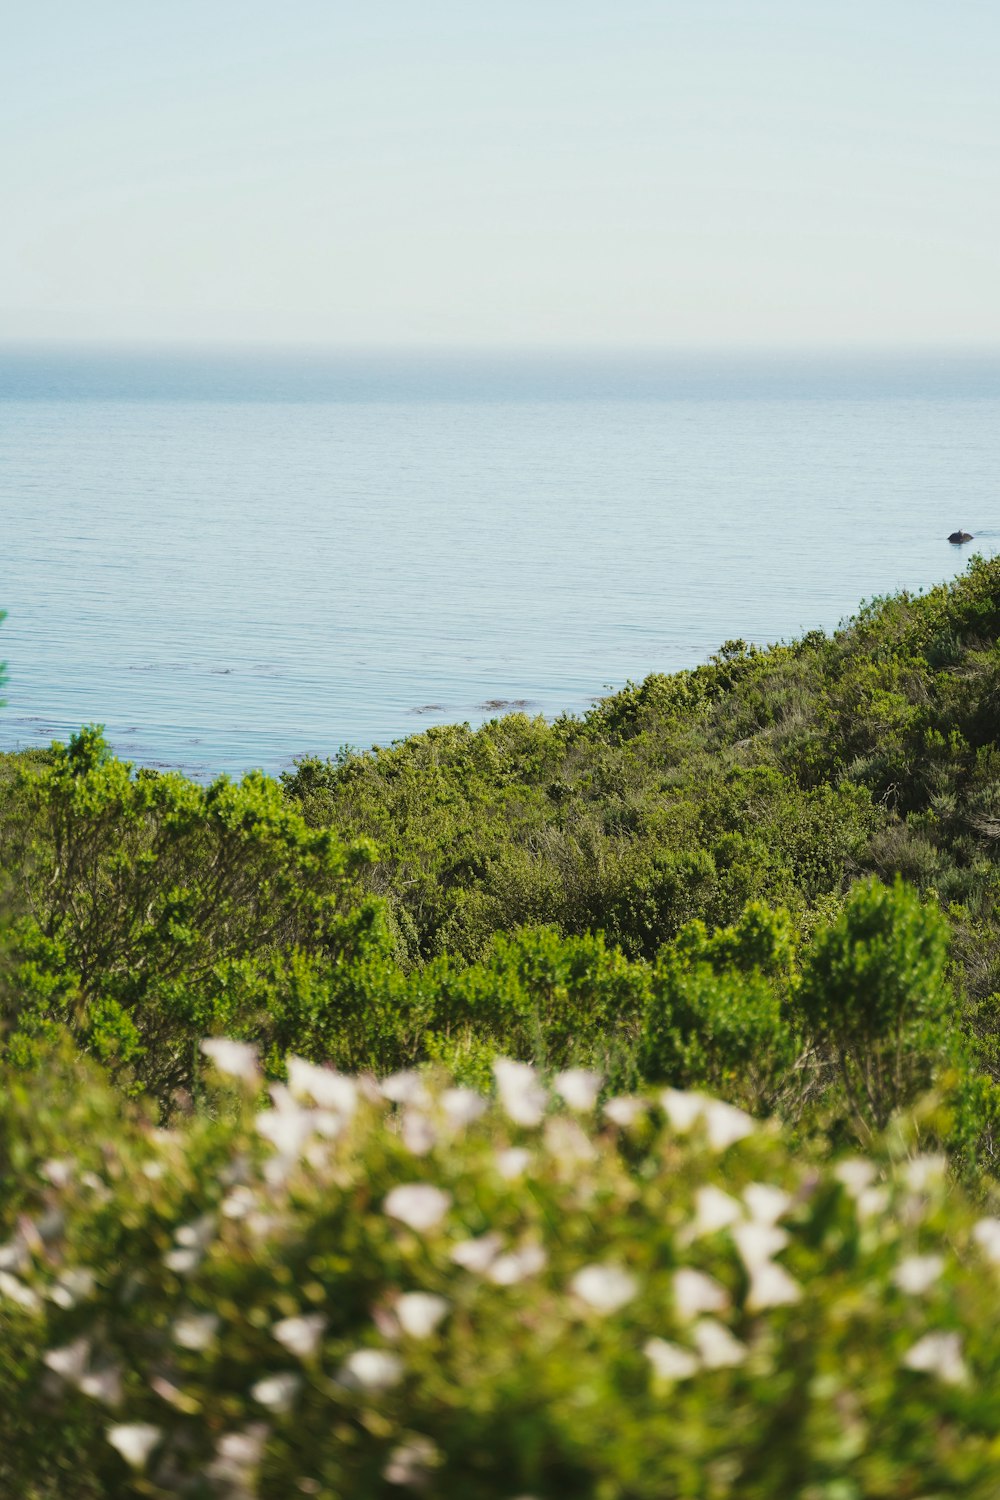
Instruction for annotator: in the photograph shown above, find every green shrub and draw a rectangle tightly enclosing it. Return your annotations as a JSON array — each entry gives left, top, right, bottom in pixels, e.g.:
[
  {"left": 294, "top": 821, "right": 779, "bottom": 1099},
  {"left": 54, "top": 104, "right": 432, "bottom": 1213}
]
[
  {"left": 798, "top": 877, "right": 955, "bottom": 1135},
  {"left": 0, "top": 729, "right": 383, "bottom": 1105},
  {"left": 641, "top": 906, "right": 799, "bottom": 1111}
]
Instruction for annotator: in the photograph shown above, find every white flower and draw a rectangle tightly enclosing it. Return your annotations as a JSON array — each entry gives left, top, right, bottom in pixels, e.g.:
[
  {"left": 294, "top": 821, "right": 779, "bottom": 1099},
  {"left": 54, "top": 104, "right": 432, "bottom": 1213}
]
[
  {"left": 0, "top": 1240, "right": 27, "bottom": 1272},
  {"left": 904, "top": 1155, "right": 947, "bottom": 1192},
  {"left": 217, "top": 1428, "right": 267, "bottom": 1467},
  {"left": 972, "top": 1217, "right": 1000, "bottom": 1264},
  {"left": 175, "top": 1215, "right": 215, "bottom": 1250},
  {"left": 384, "top": 1184, "right": 451, "bottom": 1233},
  {"left": 80, "top": 1366, "right": 123, "bottom": 1407},
  {"left": 834, "top": 1158, "right": 876, "bottom": 1195},
  {"left": 246, "top": 1208, "right": 280, "bottom": 1239},
  {"left": 286, "top": 1057, "right": 358, "bottom": 1115},
  {"left": 42, "top": 1158, "right": 74, "bottom": 1189},
  {"left": 496, "top": 1147, "right": 532, "bottom": 1180},
  {"left": 209, "top": 1426, "right": 268, "bottom": 1487},
  {"left": 441, "top": 1088, "right": 487, "bottom": 1128},
  {"left": 222, "top": 1186, "right": 258, "bottom": 1220},
  {"left": 255, "top": 1106, "right": 313, "bottom": 1160},
  {"left": 273, "top": 1313, "right": 326, "bottom": 1359},
  {"left": 251, "top": 1371, "right": 301, "bottom": 1411},
  {"left": 731, "top": 1221, "right": 789, "bottom": 1273},
  {"left": 893, "top": 1254, "right": 944, "bottom": 1296},
  {"left": 80, "top": 1170, "right": 111, "bottom": 1200},
  {"left": 312, "top": 1109, "right": 348, "bottom": 1141},
  {"left": 661, "top": 1088, "right": 706, "bottom": 1131},
  {"left": 603, "top": 1095, "right": 646, "bottom": 1127},
  {"left": 493, "top": 1059, "right": 547, "bottom": 1127},
  {"left": 644, "top": 1337, "right": 699, "bottom": 1381},
  {"left": 487, "top": 1244, "right": 547, "bottom": 1286},
  {"left": 383, "top": 1435, "right": 440, "bottom": 1486},
  {"left": 396, "top": 1292, "right": 449, "bottom": 1339},
  {"left": 743, "top": 1184, "right": 791, "bottom": 1225},
  {"left": 268, "top": 1082, "right": 295, "bottom": 1111},
  {"left": 401, "top": 1110, "right": 437, "bottom": 1156},
  {"left": 544, "top": 1117, "right": 596, "bottom": 1165},
  {"left": 690, "top": 1186, "right": 743, "bottom": 1237},
  {"left": 856, "top": 1186, "right": 890, "bottom": 1221},
  {"left": 553, "top": 1068, "right": 602, "bottom": 1112},
  {"left": 691, "top": 1318, "right": 747, "bottom": 1369},
  {"left": 0, "top": 1272, "right": 40, "bottom": 1312},
  {"left": 570, "top": 1264, "right": 638, "bottom": 1314},
  {"left": 36, "top": 1208, "right": 65, "bottom": 1243},
  {"left": 702, "top": 1099, "right": 755, "bottom": 1151},
  {"left": 382, "top": 1071, "right": 430, "bottom": 1107},
  {"left": 450, "top": 1233, "right": 502, "bottom": 1274},
  {"left": 44, "top": 1337, "right": 91, "bottom": 1385},
  {"left": 49, "top": 1268, "right": 96, "bottom": 1310},
  {"left": 200, "top": 1038, "right": 261, "bottom": 1085},
  {"left": 62, "top": 1267, "right": 96, "bottom": 1299},
  {"left": 661, "top": 1088, "right": 755, "bottom": 1147},
  {"left": 106, "top": 1424, "right": 162, "bottom": 1469},
  {"left": 163, "top": 1248, "right": 202, "bottom": 1275},
  {"left": 903, "top": 1330, "right": 967, "bottom": 1385},
  {"left": 173, "top": 1313, "right": 220, "bottom": 1351},
  {"left": 525, "top": 1243, "right": 553, "bottom": 1279},
  {"left": 673, "top": 1268, "right": 729, "bottom": 1320},
  {"left": 339, "top": 1348, "right": 404, "bottom": 1393},
  {"left": 746, "top": 1261, "right": 802, "bottom": 1311}
]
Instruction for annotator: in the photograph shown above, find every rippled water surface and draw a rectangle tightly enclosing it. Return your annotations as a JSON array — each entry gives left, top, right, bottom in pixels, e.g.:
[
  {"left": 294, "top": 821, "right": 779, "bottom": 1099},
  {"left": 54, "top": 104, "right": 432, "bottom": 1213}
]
[{"left": 1, "top": 350, "right": 998, "bottom": 779}]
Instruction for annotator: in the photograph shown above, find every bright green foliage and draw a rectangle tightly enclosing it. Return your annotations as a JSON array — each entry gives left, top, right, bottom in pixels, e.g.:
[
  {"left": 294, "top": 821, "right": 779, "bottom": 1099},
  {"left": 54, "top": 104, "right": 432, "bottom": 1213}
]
[
  {"left": 257, "top": 926, "right": 653, "bottom": 1084},
  {"left": 0, "top": 728, "right": 384, "bottom": 1103},
  {"left": 798, "top": 877, "right": 954, "bottom": 1133},
  {"left": 426, "top": 925, "right": 652, "bottom": 1079},
  {"left": 642, "top": 905, "right": 799, "bottom": 1112},
  {"left": 4, "top": 1051, "right": 1000, "bottom": 1498}
]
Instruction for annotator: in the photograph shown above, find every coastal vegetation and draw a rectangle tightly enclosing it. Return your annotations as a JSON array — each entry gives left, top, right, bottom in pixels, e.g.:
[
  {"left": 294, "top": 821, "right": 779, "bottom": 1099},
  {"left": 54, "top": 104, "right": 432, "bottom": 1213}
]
[{"left": 2, "top": 556, "right": 1000, "bottom": 1495}]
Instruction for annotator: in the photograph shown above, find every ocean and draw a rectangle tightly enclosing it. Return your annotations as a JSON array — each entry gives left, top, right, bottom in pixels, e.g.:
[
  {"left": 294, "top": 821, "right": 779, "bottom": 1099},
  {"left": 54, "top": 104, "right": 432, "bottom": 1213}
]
[{"left": 1, "top": 348, "right": 998, "bottom": 780}]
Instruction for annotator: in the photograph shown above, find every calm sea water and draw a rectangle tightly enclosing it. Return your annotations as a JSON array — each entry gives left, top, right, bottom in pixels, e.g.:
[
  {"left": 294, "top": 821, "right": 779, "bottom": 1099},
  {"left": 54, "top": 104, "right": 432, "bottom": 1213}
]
[{"left": 1, "top": 349, "right": 998, "bottom": 780}]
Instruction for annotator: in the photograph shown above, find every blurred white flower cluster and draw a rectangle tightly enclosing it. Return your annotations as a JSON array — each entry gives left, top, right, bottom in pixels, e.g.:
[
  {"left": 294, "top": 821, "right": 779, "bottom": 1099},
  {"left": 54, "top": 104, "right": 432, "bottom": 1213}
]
[{"left": 3, "top": 1047, "right": 996, "bottom": 1497}]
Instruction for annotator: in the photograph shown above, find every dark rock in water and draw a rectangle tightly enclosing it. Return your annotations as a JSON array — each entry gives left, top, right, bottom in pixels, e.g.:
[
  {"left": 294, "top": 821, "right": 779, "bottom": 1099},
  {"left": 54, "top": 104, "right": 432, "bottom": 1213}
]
[{"left": 948, "top": 530, "right": 974, "bottom": 544}]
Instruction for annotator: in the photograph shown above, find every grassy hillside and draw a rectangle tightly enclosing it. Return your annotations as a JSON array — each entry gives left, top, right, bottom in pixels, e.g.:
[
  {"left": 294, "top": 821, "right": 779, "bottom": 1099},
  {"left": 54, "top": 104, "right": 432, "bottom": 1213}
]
[{"left": 284, "top": 555, "right": 1000, "bottom": 992}]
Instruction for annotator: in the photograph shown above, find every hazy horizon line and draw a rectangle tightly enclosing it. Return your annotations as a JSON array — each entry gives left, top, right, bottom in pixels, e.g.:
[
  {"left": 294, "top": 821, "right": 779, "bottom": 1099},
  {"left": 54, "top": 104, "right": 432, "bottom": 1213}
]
[{"left": 3, "top": 339, "right": 1000, "bottom": 360}]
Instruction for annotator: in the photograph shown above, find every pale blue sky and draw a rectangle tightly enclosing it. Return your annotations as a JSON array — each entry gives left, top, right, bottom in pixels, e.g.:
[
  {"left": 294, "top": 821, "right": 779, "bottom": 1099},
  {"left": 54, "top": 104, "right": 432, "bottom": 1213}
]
[{"left": 2, "top": 1, "right": 997, "bottom": 347}]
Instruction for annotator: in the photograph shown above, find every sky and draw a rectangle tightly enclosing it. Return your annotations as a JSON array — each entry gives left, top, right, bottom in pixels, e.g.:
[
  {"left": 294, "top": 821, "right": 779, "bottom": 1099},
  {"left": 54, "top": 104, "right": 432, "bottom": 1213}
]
[{"left": 2, "top": 0, "right": 998, "bottom": 349}]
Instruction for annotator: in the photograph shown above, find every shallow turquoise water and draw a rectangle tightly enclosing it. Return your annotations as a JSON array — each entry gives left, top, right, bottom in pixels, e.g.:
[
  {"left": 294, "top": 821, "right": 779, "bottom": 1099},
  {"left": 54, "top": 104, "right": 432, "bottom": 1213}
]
[{"left": 1, "top": 350, "right": 998, "bottom": 779}]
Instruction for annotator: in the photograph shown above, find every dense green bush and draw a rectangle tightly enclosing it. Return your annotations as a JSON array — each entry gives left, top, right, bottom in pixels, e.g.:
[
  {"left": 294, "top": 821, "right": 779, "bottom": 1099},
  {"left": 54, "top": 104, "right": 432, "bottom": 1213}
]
[
  {"left": 0, "top": 728, "right": 385, "bottom": 1104},
  {"left": 798, "top": 877, "right": 955, "bottom": 1135},
  {"left": 4, "top": 1049, "right": 1000, "bottom": 1498},
  {"left": 640, "top": 904, "right": 799, "bottom": 1112}
]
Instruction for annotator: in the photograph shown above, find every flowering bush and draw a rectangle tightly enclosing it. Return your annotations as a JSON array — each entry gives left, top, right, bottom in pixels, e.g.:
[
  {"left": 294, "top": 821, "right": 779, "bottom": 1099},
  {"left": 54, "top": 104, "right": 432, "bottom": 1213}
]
[{"left": 3, "top": 1047, "right": 1000, "bottom": 1498}]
